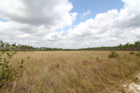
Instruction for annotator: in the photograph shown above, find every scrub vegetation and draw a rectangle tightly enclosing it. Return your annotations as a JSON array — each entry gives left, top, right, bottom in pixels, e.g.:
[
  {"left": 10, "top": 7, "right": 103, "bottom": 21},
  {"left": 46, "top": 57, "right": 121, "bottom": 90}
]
[{"left": 0, "top": 40, "right": 140, "bottom": 51}]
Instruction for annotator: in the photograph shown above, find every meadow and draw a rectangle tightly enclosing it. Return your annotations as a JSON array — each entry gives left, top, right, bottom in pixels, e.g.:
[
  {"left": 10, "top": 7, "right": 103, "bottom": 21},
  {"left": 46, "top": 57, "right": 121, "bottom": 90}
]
[{"left": 0, "top": 51, "right": 140, "bottom": 93}]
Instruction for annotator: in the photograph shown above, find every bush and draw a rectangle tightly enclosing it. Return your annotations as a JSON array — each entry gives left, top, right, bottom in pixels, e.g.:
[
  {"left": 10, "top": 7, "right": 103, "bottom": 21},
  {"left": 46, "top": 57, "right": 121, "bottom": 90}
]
[
  {"left": 0, "top": 51, "right": 24, "bottom": 88},
  {"left": 136, "top": 53, "right": 140, "bottom": 57},
  {"left": 135, "top": 51, "right": 140, "bottom": 56},
  {"left": 130, "top": 51, "right": 134, "bottom": 54},
  {"left": 109, "top": 51, "right": 119, "bottom": 58}
]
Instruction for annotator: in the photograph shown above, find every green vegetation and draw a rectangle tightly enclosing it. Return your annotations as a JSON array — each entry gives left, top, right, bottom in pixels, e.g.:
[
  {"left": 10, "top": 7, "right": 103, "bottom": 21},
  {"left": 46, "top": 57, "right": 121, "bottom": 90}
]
[
  {"left": 80, "top": 41, "right": 140, "bottom": 51},
  {"left": 136, "top": 53, "right": 140, "bottom": 56},
  {"left": 135, "top": 51, "right": 140, "bottom": 56},
  {"left": 131, "top": 77, "right": 140, "bottom": 83},
  {"left": 109, "top": 51, "right": 119, "bottom": 58},
  {"left": 27, "top": 56, "right": 31, "bottom": 59},
  {"left": 0, "top": 51, "right": 24, "bottom": 88},
  {"left": 57, "top": 64, "right": 59, "bottom": 68},
  {"left": 130, "top": 51, "right": 134, "bottom": 54},
  {"left": 0, "top": 40, "right": 140, "bottom": 51}
]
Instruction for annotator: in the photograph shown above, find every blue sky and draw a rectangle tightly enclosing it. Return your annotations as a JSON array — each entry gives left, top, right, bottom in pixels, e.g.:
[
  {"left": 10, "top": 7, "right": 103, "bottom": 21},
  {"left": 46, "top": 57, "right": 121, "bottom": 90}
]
[
  {"left": 0, "top": 0, "right": 140, "bottom": 48},
  {"left": 58, "top": 0, "right": 124, "bottom": 32},
  {"left": 69, "top": 0, "right": 124, "bottom": 25},
  {"left": 0, "top": 18, "right": 8, "bottom": 22}
]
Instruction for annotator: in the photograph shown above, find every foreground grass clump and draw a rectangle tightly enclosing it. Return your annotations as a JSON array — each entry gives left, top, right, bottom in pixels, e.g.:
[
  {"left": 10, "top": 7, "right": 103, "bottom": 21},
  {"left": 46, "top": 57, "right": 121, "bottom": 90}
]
[
  {"left": 0, "top": 51, "right": 140, "bottom": 93},
  {"left": 109, "top": 51, "right": 119, "bottom": 58}
]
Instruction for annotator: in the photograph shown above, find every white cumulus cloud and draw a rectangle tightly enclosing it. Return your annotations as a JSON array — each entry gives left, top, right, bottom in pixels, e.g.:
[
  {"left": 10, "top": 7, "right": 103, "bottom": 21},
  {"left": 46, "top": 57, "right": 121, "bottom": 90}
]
[
  {"left": 0, "top": 0, "right": 140, "bottom": 48},
  {"left": 0, "top": 0, "right": 77, "bottom": 28}
]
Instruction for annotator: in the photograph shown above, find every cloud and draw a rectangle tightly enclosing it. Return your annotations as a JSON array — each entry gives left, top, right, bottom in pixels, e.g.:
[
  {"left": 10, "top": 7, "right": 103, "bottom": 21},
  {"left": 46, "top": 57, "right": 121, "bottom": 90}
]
[
  {"left": 0, "top": 0, "right": 77, "bottom": 28},
  {"left": 114, "top": 0, "right": 140, "bottom": 28},
  {"left": 83, "top": 10, "right": 91, "bottom": 16},
  {"left": 0, "top": 0, "right": 140, "bottom": 48},
  {"left": 41, "top": 0, "right": 140, "bottom": 48}
]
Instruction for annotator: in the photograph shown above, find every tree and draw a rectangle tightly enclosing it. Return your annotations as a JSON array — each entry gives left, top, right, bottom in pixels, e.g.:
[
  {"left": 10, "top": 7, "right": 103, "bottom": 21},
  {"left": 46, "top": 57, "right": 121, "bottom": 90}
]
[
  {"left": 0, "top": 40, "right": 5, "bottom": 50},
  {"left": 134, "top": 41, "right": 140, "bottom": 50},
  {"left": 5, "top": 42, "right": 10, "bottom": 51},
  {"left": 11, "top": 43, "right": 16, "bottom": 50}
]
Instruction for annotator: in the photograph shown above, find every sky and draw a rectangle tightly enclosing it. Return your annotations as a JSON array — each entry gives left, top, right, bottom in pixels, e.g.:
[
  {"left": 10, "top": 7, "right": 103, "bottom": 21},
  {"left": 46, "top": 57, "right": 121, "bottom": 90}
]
[{"left": 0, "top": 0, "right": 140, "bottom": 49}]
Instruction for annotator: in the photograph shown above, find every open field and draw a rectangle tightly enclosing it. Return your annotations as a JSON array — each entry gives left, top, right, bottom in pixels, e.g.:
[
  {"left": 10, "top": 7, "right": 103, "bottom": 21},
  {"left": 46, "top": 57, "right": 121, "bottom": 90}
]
[{"left": 1, "top": 51, "right": 140, "bottom": 93}]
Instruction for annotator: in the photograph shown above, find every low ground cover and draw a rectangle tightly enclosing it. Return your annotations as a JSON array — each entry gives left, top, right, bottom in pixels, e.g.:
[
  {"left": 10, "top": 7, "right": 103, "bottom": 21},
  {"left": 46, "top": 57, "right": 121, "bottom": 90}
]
[{"left": 0, "top": 51, "right": 140, "bottom": 93}]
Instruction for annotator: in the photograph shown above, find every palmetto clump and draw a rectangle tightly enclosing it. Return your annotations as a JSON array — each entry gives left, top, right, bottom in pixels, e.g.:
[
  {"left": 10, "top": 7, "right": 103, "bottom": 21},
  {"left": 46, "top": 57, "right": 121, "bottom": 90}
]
[{"left": 109, "top": 51, "right": 119, "bottom": 58}]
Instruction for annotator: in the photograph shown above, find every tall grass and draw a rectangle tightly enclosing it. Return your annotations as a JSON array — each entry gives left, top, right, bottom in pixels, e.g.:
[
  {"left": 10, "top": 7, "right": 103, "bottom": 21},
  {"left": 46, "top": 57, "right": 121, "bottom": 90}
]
[{"left": 0, "top": 51, "right": 140, "bottom": 93}]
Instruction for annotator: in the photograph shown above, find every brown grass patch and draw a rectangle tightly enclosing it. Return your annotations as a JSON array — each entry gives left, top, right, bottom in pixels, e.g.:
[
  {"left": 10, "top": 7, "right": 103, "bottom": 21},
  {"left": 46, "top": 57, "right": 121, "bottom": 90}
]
[{"left": 0, "top": 51, "right": 140, "bottom": 93}]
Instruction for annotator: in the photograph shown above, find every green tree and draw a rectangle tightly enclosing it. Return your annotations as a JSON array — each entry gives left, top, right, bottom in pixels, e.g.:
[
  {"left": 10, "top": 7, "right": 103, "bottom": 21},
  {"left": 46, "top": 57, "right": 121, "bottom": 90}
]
[{"left": 0, "top": 40, "right": 4, "bottom": 50}]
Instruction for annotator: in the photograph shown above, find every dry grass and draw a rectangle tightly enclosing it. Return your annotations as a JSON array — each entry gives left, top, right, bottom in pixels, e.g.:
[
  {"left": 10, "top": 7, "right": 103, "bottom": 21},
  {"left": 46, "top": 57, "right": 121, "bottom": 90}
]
[{"left": 0, "top": 51, "right": 140, "bottom": 93}]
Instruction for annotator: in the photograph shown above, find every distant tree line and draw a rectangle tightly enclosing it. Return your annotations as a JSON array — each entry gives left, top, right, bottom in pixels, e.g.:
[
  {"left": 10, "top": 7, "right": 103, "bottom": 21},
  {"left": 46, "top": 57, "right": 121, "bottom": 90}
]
[
  {"left": 79, "top": 41, "right": 140, "bottom": 51},
  {"left": 0, "top": 40, "right": 66, "bottom": 51},
  {"left": 0, "top": 40, "right": 140, "bottom": 51}
]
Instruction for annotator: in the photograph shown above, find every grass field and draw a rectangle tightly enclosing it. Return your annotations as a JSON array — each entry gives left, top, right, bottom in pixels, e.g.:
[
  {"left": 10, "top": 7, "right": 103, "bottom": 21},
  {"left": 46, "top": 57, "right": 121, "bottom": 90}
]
[{"left": 1, "top": 51, "right": 140, "bottom": 93}]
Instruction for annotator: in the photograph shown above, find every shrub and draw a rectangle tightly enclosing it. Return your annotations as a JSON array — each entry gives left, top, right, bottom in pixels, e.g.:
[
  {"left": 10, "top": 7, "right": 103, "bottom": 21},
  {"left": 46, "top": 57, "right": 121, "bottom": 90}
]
[
  {"left": 27, "top": 56, "right": 31, "bottom": 59},
  {"left": 0, "top": 51, "right": 24, "bottom": 88},
  {"left": 124, "top": 55, "right": 127, "bottom": 58},
  {"left": 136, "top": 53, "right": 140, "bottom": 57},
  {"left": 109, "top": 51, "right": 119, "bottom": 58},
  {"left": 57, "top": 64, "right": 59, "bottom": 68},
  {"left": 130, "top": 51, "right": 134, "bottom": 54}
]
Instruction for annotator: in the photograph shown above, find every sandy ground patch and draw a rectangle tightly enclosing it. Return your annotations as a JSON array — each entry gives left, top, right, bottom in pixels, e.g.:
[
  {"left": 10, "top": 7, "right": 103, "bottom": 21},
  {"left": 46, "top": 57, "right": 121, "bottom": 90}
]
[{"left": 124, "top": 74, "right": 140, "bottom": 93}]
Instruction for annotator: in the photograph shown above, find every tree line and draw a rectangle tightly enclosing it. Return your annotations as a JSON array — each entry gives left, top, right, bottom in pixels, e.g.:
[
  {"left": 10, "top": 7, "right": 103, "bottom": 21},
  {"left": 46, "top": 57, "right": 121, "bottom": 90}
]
[
  {"left": 0, "top": 40, "right": 64, "bottom": 51},
  {"left": 0, "top": 40, "right": 140, "bottom": 51},
  {"left": 79, "top": 41, "right": 140, "bottom": 51}
]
